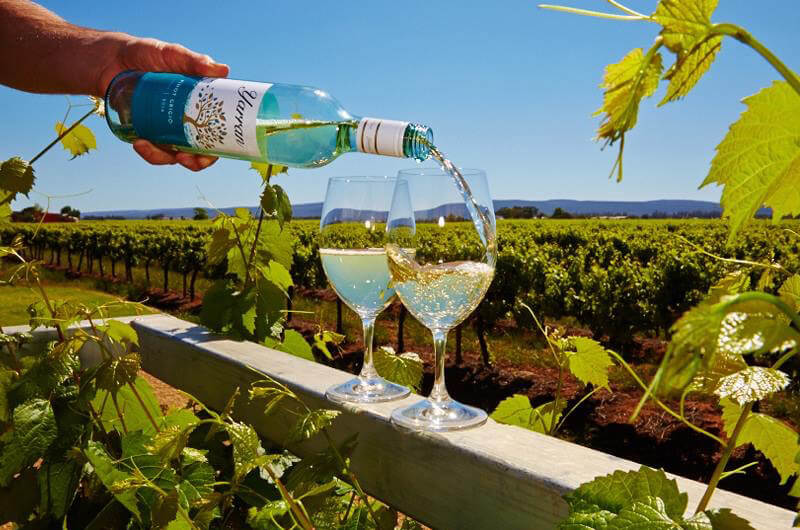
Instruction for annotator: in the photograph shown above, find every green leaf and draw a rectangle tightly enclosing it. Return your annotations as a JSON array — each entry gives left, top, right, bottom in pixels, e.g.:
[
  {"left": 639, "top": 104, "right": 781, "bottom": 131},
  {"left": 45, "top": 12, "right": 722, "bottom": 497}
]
[
  {"left": 286, "top": 435, "right": 357, "bottom": 494},
  {"left": 0, "top": 369, "right": 15, "bottom": 422},
  {"left": 778, "top": 274, "right": 800, "bottom": 312},
  {"left": 374, "top": 346, "right": 423, "bottom": 392},
  {"left": 55, "top": 121, "right": 97, "bottom": 158},
  {"left": 258, "top": 260, "right": 293, "bottom": 294},
  {"left": 277, "top": 329, "right": 314, "bottom": 361},
  {"left": 274, "top": 184, "right": 292, "bottom": 229},
  {"left": 564, "top": 466, "right": 688, "bottom": 522},
  {"left": 247, "top": 501, "right": 290, "bottom": 529},
  {"left": 0, "top": 157, "right": 35, "bottom": 201},
  {"left": 226, "top": 421, "right": 264, "bottom": 482},
  {"left": 258, "top": 219, "right": 295, "bottom": 270},
  {"left": 0, "top": 398, "right": 57, "bottom": 486},
  {"left": 287, "top": 409, "right": 340, "bottom": 444},
  {"left": 721, "top": 399, "right": 800, "bottom": 483},
  {"left": 702, "top": 81, "right": 800, "bottom": 240},
  {"left": 95, "top": 352, "right": 141, "bottom": 393},
  {"left": 568, "top": 337, "right": 614, "bottom": 389},
  {"left": 491, "top": 395, "right": 566, "bottom": 434},
  {"left": 38, "top": 459, "right": 82, "bottom": 519},
  {"left": 714, "top": 366, "right": 790, "bottom": 405},
  {"left": 312, "top": 330, "right": 345, "bottom": 361},
  {"left": 653, "top": 0, "right": 718, "bottom": 53},
  {"left": 104, "top": 320, "right": 140, "bottom": 346},
  {"left": 250, "top": 162, "right": 288, "bottom": 182},
  {"left": 92, "top": 375, "right": 162, "bottom": 434},
  {"left": 653, "top": 0, "right": 721, "bottom": 105},
  {"left": 84, "top": 440, "right": 141, "bottom": 520},
  {"left": 199, "top": 280, "right": 237, "bottom": 332},
  {"left": 703, "top": 508, "right": 756, "bottom": 529},
  {"left": 260, "top": 185, "right": 277, "bottom": 214},
  {"left": 594, "top": 47, "right": 663, "bottom": 180},
  {"left": 606, "top": 496, "right": 693, "bottom": 528}
]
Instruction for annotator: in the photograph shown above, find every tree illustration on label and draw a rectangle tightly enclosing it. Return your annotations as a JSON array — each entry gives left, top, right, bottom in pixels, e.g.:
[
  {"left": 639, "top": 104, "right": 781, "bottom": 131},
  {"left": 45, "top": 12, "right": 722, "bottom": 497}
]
[{"left": 183, "top": 86, "right": 227, "bottom": 150}]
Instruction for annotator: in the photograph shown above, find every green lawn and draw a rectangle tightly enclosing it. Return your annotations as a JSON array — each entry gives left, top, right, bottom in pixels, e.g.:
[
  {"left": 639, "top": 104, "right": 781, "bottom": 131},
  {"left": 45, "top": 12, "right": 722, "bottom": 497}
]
[{"left": 0, "top": 284, "right": 156, "bottom": 327}]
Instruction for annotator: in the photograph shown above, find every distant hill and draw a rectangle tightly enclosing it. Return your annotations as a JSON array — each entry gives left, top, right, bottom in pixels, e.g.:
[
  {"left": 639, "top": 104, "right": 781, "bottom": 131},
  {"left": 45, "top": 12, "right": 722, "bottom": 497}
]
[{"left": 84, "top": 199, "right": 767, "bottom": 220}]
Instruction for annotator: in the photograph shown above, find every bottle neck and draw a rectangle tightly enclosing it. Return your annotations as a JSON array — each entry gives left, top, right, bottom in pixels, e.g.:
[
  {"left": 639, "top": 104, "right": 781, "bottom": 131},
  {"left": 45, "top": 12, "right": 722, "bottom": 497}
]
[{"left": 347, "top": 118, "right": 433, "bottom": 161}]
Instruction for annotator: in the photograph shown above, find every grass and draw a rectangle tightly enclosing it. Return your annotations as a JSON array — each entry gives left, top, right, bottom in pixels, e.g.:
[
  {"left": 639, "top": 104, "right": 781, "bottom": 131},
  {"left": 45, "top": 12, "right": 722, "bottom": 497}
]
[{"left": 0, "top": 284, "right": 156, "bottom": 327}]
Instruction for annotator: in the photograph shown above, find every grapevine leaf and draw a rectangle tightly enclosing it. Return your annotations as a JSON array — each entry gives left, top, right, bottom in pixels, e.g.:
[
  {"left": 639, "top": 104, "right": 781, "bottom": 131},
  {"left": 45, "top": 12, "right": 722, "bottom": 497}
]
[
  {"left": 653, "top": 0, "right": 721, "bottom": 105},
  {"left": 95, "top": 352, "right": 141, "bottom": 393},
  {"left": 226, "top": 421, "right": 264, "bottom": 482},
  {"left": 92, "top": 375, "right": 162, "bottom": 434},
  {"left": 653, "top": 0, "right": 718, "bottom": 53},
  {"left": 714, "top": 366, "right": 790, "bottom": 405},
  {"left": 255, "top": 277, "right": 286, "bottom": 342},
  {"left": 103, "top": 319, "right": 140, "bottom": 346},
  {"left": 778, "top": 274, "right": 800, "bottom": 311},
  {"left": 607, "top": 496, "right": 688, "bottom": 528},
  {"left": 374, "top": 346, "right": 423, "bottom": 392},
  {"left": 287, "top": 409, "right": 340, "bottom": 444},
  {"left": 564, "top": 466, "right": 688, "bottom": 521},
  {"left": 258, "top": 260, "right": 293, "bottom": 294},
  {"left": 0, "top": 399, "right": 58, "bottom": 486},
  {"left": 0, "top": 200, "right": 10, "bottom": 222},
  {"left": 206, "top": 225, "right": 234, "bottom": 265},
  {"left": 559, "top": 509, "right": 617, "bottom": 529},
  {"left": 660, "top": 36, "right": 722, "bottom": 105},
  {"left": 258, "top": 219, "right": 295, "bottom": 270},
  {"left": 55, "top": 121, "right": 97, "bottom": 158},
  {"left": 274, "top": 184, "right": 292, "bottom": 229},
  {"left": 0, "top": 369, "right": 16, "bottom": 421},
  {"left": 247, "top": 501, "right": 290, "bottom": 529},
  {"left": 594, "top": 47, "right": 663, "bottom": 180},
  {"left": 491, "top": 395, "right": 565, "bottom": 434},
  {"left": 702, "top": 81, "right": 800, "bottom": 240},
  {"left": 689, "top": 350, "right": 747, "bottom": 394},
  {"left": 0, "top": 157, "right": 35, "bottom": 199},
  {"left": 152, "top": 423, "right": 198, "bottom": 462},
  {"left": 258, "top": 450, "right": 299, "bottom": 484},
  {"left": 567, "top": 337, "right": 614, "bottom": 389},
  {"left": 721, "top": 399, "right": 800, "bottom": 483},
  {"left": 313, "top": 330, "right": 345, "bottom": 360},
  {"left": 703, "top": 508, "right": 757, "bottom": 529},
  {"left": 199, "top": 280, "right": 237, "bottom": 332},
  {"left": 277, "top": 329, "right": 314, "bottom": 361},
  {"left": 259, "top": 184, "right": 277, "bottom": 214},
  {"left": 38, "top": 459, "right": 82, "bottom": 519},
  {"left": 84, "top": 440, "right": 141, "bottom": 520},
  {"left": 178, "top": 461, "right": 215, "bottom": 502},
  {"left": 250, "top": 162, "right": 288, "bottom": 183},
  {"left": 286, "top": 434, "right": 358, "bottom": 494}
]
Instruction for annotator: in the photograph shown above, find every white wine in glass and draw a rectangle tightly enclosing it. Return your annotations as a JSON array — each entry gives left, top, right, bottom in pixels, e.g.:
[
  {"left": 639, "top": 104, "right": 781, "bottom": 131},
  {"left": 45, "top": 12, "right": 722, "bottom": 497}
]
[
  {"left": 387, "top": 168, "right": 496, "bottom": 431},
  {"left": 320, "top": 176, "right": 411, "bottom": 403}
]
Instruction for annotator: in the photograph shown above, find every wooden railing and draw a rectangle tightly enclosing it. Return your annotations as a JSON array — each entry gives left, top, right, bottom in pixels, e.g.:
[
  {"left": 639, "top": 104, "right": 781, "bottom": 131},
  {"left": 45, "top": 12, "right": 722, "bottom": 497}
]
[{"left": 7, "top": 313, "right": 796, "bottom": 529}]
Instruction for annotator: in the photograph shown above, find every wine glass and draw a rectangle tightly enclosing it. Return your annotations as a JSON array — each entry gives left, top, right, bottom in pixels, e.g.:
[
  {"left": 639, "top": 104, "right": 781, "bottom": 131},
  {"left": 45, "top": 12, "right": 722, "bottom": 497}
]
[
  {"left": 387, "top": 167, "right": 496, "bottom": 431},
  {"left": 320, "top": 176, "right": 411, "bottom": 403}
]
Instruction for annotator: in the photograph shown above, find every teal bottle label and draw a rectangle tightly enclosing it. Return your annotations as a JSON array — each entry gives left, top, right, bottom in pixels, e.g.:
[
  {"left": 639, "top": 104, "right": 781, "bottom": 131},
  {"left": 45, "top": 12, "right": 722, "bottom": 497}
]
[{"left": 132, "top": 73, "right": 272, "bottom": 157}]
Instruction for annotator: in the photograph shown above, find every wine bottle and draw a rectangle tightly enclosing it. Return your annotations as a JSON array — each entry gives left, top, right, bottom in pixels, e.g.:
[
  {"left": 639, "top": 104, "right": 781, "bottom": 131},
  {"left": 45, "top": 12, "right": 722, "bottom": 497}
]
[{"left": 104, "top": 71, "right": 433, "bottom": 168}]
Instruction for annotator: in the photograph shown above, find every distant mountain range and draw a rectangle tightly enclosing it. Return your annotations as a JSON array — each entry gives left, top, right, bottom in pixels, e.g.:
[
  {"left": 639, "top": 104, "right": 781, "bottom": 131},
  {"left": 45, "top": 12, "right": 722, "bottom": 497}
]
[{"left": 84, "top": 199, "right": 765, "bottom": 220}]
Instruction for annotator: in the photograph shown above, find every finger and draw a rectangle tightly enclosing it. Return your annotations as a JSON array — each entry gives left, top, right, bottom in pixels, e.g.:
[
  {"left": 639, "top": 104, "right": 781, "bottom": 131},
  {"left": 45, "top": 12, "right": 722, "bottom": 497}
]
[
  {"left": 130, "top": 38, "right": 228, "bottom": 77},
  {"left": 133, "top": 140, "right": 178, "bottom": 165},
  {"left": 175, "top": 152, "right": 218, "bottom": 172}
]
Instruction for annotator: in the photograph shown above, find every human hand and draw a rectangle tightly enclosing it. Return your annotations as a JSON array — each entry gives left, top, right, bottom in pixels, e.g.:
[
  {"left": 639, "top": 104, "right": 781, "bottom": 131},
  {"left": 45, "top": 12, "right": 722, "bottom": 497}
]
[{"left": 97, "top": 34, "right": 230, "bottom": 171}]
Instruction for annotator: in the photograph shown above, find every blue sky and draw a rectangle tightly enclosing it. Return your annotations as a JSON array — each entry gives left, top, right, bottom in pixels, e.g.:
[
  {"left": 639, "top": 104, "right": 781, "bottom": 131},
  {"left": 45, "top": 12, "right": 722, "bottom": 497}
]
[{"left": 3, "top": 1, "right": 799, "bottom": 213}]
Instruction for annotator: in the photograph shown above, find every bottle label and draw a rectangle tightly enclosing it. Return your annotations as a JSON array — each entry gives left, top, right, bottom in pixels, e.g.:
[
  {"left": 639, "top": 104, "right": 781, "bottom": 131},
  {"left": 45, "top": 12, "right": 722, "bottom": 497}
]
[
  {"left": 356, "top": 118, "right": 409, "bottom": 158},
  {"left": 131, "top": 73, "right": 271, "bottom": 157}
]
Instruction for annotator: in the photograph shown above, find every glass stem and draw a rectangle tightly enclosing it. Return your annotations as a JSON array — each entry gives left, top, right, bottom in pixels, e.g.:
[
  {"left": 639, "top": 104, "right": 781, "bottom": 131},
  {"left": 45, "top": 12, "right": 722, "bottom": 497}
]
[
  {"left": 430, "top": 328, "right": 451, "bottom": 404},
  {"left": 359, "top": 316, "right": 378, "bottom": 381}
]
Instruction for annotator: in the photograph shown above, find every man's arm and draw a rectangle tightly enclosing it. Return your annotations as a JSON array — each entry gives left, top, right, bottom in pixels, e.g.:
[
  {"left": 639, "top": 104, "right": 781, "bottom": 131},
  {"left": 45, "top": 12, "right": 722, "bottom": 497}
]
[{"left": 0, "top": 0, "right": 230, "bottom": 171}]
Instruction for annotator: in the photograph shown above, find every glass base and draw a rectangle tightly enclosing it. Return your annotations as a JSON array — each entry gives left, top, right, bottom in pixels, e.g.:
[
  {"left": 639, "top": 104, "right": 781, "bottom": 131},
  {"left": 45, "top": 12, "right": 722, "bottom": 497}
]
[
  {"left": 390, "top": 398, "right": 488, "bottom": 432},
  {"left": 326, "top": 376, "right": 410, "bottom": 404}
]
